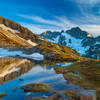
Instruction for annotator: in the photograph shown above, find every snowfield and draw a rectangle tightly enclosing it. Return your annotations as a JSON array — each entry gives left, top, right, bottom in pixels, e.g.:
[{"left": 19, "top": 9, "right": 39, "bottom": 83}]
[
  {"left": 0, "top": 24, "right": 20, "bottom": 33},
  {"left": 0, "top": 48, "right": 44, "bottom": 61},
  {"left": 27, "top": 40, "right": 37, "bottom": 46},
  {"left": 46, "top": 32, "right": 89, "bottom": 55}
]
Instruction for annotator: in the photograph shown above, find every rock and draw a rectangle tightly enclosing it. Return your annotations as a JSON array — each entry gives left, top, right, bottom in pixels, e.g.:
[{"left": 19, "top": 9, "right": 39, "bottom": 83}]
[
  {"left": 23, "top": 83, "right": 51, "bottom": 92},
  {"left": 12, "top": 87, "right": 17, "bottom": 91},
  {"left": 80, "top": 93, "right": 95, "bottom": 100},
  {"left": 0, "top": 92, "right": 7, "bottom": 98},
  {"left": 26, "top": 92, "right": 32, "bottom": 96},
  {"left": 19, "top": 78, "right": 24, "bottom": 81}
]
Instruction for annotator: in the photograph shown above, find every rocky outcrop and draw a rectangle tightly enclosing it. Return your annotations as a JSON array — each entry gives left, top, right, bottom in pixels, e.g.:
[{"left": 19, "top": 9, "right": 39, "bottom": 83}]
[
  {"left": 23, "top": 83, "right": 51, "bottom": 92},
  {"left": 40, "top": 27, "right": 100, "bottom": 59},
  {"left": 0, "top": 16, "right": 39, "bottom": 42},
  {"left": 0, "top": 16, "right": 44, "bottom": 48},
  {"left": 66, "top": 27, "right": 89, "bottom": 39}
]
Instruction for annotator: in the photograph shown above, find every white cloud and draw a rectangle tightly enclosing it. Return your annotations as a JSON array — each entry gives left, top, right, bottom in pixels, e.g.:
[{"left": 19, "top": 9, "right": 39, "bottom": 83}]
[
  {"left": 56, "top": 16, "right": 76, "bottom": 29},
  {"left": 20, "top": 23, "right": 48, "bottom": 34},
  {"left": 19, "top": 14, "right": 76, "bottom": 30},
  {"left": 19, "top": 14, "right": 63, "bottom": 27},
  {"left": 80, "top": 25, "right": 100, "bottom": 37},
  {"left": 73, "top": 14, "right": 100, "bottom": 25},
  {"left": 19, "top": 22, "right": 61, "bottom": 34},
  {"left": 76, "top": 0, "right": 100, "bottom": 5},
  {"left": 19, "top": 14, "right": 100, "bottom": 37}
]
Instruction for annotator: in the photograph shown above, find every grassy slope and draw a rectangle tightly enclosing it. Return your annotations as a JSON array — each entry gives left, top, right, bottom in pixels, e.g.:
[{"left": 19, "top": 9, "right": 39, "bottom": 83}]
[
  {"left": 0, "top": 16, "right": 83, "bottom": 61},
  {"left": 37, "top": 39, "right": 83, "bottom": 61},
  {"left": 54, "top": 59, "right": 100, "bottom": 90},
  {"left": 0, "top": 28, "right": 33, "bottom": 47}
]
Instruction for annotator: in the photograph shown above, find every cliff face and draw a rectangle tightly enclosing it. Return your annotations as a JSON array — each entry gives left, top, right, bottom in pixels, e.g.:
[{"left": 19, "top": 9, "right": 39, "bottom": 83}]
[
  {"left": 0, "top": 17, "right": 44, "bottom": 47},
  {"left": 0, "top": 17, "right": 43, "bottom": 47}
]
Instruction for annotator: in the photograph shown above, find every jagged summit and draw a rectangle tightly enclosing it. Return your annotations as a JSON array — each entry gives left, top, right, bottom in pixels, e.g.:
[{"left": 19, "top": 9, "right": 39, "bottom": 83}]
[
  {"left": 95, "top": 36, "right": 100, "bottom": 42},
  {"left": 40, "top": 27, "right": 100, "bottom": 59},
  {"left": 66, "top": 27, "right": 93, "bottom": 39}
]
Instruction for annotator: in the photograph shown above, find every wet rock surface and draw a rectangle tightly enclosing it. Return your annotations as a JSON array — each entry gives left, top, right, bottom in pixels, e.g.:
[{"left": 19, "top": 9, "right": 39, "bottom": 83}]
[{"left": 23, "top": 83, "right": 51, "bottom": 92}]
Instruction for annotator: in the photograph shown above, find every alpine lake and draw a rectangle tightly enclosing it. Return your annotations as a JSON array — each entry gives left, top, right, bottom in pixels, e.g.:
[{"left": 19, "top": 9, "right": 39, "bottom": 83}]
[{"left": 0, "top": 47, "right": 99, "bottom": 100}]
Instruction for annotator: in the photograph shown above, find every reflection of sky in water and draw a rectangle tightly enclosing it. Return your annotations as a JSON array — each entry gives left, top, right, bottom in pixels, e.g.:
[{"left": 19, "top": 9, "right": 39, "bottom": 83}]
[
  {"left": 0, "top": 48, "right": 44, "bottom": 60},
  {"left": 55, "top": 63, "right": 73, "bottom": 67},
  {"left": 0, "top": 64, "right": 96, "bottom": 100},
  {"left": 0, "top": 48, "right": 22, "bottom": 57},
  {"left": 0, "top": 65, "right": 67, "bottom": 100}
]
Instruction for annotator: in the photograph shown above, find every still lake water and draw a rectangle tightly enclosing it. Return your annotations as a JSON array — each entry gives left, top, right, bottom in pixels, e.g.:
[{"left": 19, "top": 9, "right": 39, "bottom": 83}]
[
  {"left": 0, "top": 48, "right": 97, "bottom": 100},
  {"left": 0, "top": 63, "right": 96, "bottom": 100}
]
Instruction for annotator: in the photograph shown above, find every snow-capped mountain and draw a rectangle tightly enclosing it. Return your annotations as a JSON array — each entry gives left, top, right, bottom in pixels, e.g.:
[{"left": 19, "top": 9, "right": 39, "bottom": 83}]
[
  {"left": 40, "top": 27, "right": 100, "bottom": 59},
  {"left": 0, "top": 16, "right": 82, "bottom": 61}
]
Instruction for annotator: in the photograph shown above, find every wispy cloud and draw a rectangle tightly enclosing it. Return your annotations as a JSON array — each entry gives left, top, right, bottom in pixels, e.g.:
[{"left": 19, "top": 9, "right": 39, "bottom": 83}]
[
  {"left": 19, "top": 14, "right": 100, "bottom": 37},
  {"left": 19, "top": 14, "right": 76, "bottom": 30},
  {"left": 80, "top": 25, "right": 100, "bottom": 37},
  {"left": 76, "top": 0, "right": 100, "bottom": 5},
  {"left": 20, "top": 22, "right": 61, "bottom": 34},
  {"left": 73, "top": 14, "right": 100, "bottom": 25},
  {"left": 20, "top": 23, "right": 49, "bottom": 34}
]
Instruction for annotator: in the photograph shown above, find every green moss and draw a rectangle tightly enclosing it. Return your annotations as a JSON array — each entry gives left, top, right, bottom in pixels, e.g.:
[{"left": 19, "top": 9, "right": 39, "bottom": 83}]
[
  {"left": 23, "top": 83, "right": 51, "bottom": 92},
  {"left": 61, "top": 60, "right": 100, "bottom": 91},
  {"left": 0, "top": 93, "right": 7, "bottom": 98},
  {"left": 54, "top": 67, "right": 66, "bottom": 74}
]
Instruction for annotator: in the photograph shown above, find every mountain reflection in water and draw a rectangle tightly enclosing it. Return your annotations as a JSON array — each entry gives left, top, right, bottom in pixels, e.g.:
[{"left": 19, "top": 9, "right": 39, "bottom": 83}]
[{"left": 0, "top": 57, "right": 99, "bottom": 100}]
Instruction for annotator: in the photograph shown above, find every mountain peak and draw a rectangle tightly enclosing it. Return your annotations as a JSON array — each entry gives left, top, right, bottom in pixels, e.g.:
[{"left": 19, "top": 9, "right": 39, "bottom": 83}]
[
  {"left": 71, "top": 27, "right": 81, "bottom": 31},
  {"left": 66, "top": 27, "right": 89, "bottom": 39}
]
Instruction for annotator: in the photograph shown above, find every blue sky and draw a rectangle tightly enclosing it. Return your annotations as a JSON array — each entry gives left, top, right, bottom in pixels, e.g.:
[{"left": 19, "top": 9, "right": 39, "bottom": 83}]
[{"left": 0, "top": 0, "right": 100, "bottom": 36}]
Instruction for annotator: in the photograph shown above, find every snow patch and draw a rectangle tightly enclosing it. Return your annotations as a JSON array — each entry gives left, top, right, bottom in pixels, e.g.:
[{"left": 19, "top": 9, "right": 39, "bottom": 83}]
[
  {"left": 27, "top": 40, "right": 37, "bottom": 46},
  {"left": 62, "top": 32, "right": 89, "bottom": 55},
  {"left": 0, "top": 48, "right": 44, "bottom": 60},
  {"left": 95, "top": 41, "right": 100, "bottom": 45},
  {"left": 46, "top": 32, "right": 89, "bottom": 55},
  {"left": 47, "top": 35, "right": 60, "bottom": 44},
  {"left": 22, "top": 53, "right": 44, "bottom": 60},
  {"left": 0, "top": 24, "right": 20, "bottom": 33},
  {"left": 56, "top": 63, "right": 73, "bottom": 67}
]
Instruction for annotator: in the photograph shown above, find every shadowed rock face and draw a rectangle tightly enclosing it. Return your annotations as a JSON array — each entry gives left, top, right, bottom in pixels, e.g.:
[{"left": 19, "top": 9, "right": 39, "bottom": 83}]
[
  {"left": 0, "top": 16, "right": 39, "bottom": 43},
  {"left": 0, "top": 16, "right": 39, "bottom": 47},
  {"left": 40, "top": 28, "right": 100, "bottom": 60},
  {"left": 0, "top": 57, "right": 34, "bottom": 84}
]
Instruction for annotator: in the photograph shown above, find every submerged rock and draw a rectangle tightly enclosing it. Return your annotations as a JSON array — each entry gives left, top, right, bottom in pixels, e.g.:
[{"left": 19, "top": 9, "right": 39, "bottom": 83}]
[
  {"left": 12, "top": 87, "right": 17, "bottom": 91},
  {"left": 25, "top": 53, "right": 44, "bottom": 61},
  {"left": 80, "top": 93, "right": 96, "bottom": 100},
  {"left": 23, "top": 83, "right": 51, "bottom": 92},
  {"left": 19, "top": 78, "right": 24, "bottom": 81},
  {"left": 0, "top": 92, "right": 7, "bottom": 98}
]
